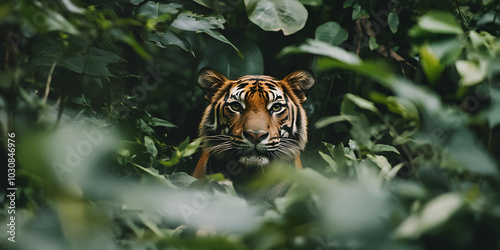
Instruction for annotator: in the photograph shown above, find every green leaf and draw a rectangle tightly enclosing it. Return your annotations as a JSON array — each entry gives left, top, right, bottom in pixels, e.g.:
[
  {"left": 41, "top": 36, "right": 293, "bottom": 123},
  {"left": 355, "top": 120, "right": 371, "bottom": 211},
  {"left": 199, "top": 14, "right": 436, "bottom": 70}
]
[
  {"left": 368, "top": 36, "right": 379, "bottom": 50},
  {"left": 323, "top": 142, "right": 336, "bottom": 156},
  {"left": 334, "top": 143, "right": 348, "bottom": 178},
  {"left": 316, "top": 56, "right": 442, "bottom": 114},
  {"left": 192, "top": 0, "right": 214, "bottom": 8},
  {"left": 160, "top": 157, "right": 180, "bottom": 167},
  {"left": 299, "top": 0, "right": 322, "bottom": 6},
  {"left": 131, "top": 162, "right": 178, "bottom": 188},
  {"left": 455, "top": 60, "right": 486, "bottom": 86},
  {"left": 447, "top": 129, "right": 498, "bottom": 175},
  {"left": 484, "top": 88, "right": 500, "bottom": 128},
  {"left": 315, "top": 21, "right": 348, "bottom": 46},
  {"left": 468, "top": 30, "right": 497, "bottom": 51},
  {"left": 111, "top": 29, "right": 151, "bottom": 59},
  {"left": 345, "top": 93, "right": 380, "bottom": 114},
  {"left": 395, "top": 193, "right": 463, "bottom": 238},
  {"left": 367, "top": 154, "right": 392, "bottom": 176},
  {"left": 428, "top": 38, "right": 464, "bottom": 65},
  {"left": 389, "top": 77, "right": 442, "bottom": 114},
  {"left": 61, "top": 0, "right": 85, "bottom": 14},
  {"left": 317, "top": 58, "right": 392, "bottom": 84},
  {"left": 315, "top": 115, "right": 353, "bottom": 129},
  {"left": 20, "top": 1, "right": 79, "bottom": 35},
  {"left": 138, "top": 119, "right": 154, "bottom": 133},
  {"left": 385, "top": 162, "right": 405, "bottom": 181},
  {"left": 135, "top": 2, "right": 180, "bottom": 18},
  {"left": 58, "top": 56, "right": 84, "bottom": 73},
  {"left": 372, "top": 144, "right": 399, "bottom": 154},
  {"left": 176, "top": 137, "right": 190, "bottom": 153},
  {"left": 142, "top": 30, "right": 195, "bottom": 56},
  {"left": 33, "top": 42, "right": 124, "bottom": 76},
  {"left": 180, "top": 138, "right": 202, "bottom": 158},
  {"left": 279, "top": 39, "right": 361, "bottom": 65},
  {"left": 151, "top": 117, "right": 177, "bottom": 128},
  {"left": 169, "top": 172, "right": 197, "bottom": 187},
  {"left": 202, "top": 29, "right": 243, "bottom": 58},
  {"left": 199, "top": 36, "right": 263, "bottom": 79},
  {"left": 206, "top": 173, "right": 227, "bottom": 182},
  {"left": 417, "top": 11, "right": 463, "bottom": 34},
  {"left": 245, "top": 0, "right": 308, "bottom": 35},
  {"left": 168, "top": 12, "right": 243, "bottom": 56},
  {"left": 390, "top": 180, "right": 427, "bottom": 199},
  {"left": 352, "top": 4, "right": 363, "bottom": 20},
  {"left": 83, "top": 47, "right": 123, "bottom": 76},
  {"left": 319, "top": 151, "right": 337, "bottom": 173},
  {"left": 343, "top": 0, "right": 354, "bottom": 8},
  {"left": 420, "top": 45, "right": 445, "bottom": 84},
  {"left": 161, "top": 137, "right": 202, "bottom": 167},
  {"left": 72, "top": 94, "right": 91, "bottom": 107},
  {"left": 321, "top": 171, "right": 391, "bottom": 234},
  {"left": 388, "top": 13, "right": 399, "bottom": 33},
  {"left": 370, "top": 94, "right": 419, "bottom": 121},
  {"left": 171, "top": 12, "right": 225, "bottom": 31},
  {"left": 130, "top": 0, "right": 144, "bottom": 5},
  {"left": 144, "top": 136, "right": 158, "bottom": 157},
  {"left": 393, "top": 130, "right": 415, "bottom": 145}
]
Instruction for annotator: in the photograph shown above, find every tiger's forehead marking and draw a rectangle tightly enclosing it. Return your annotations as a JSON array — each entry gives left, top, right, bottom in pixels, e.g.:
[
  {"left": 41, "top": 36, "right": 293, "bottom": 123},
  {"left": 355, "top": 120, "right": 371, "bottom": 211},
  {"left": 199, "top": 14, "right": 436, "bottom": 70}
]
[{"left": 228, "top": 76, "right": 284, "bottom": 104}]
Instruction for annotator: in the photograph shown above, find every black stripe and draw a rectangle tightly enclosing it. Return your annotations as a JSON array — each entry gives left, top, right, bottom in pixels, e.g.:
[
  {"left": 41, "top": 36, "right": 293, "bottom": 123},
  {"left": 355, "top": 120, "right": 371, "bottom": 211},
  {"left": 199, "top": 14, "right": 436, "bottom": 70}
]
[
  {"left": 264, "top": 82, "right": 277, "bottom": 90},
  {"left": 282, "top": 125, "right": 293, "bottom": 134},
  {"left": 269, "top": 91, "right": 276, "bottom": 101},
  {"left": 295, "top": 106, "right": 302, "bottom": 133},
  {"left": 237, "top": 82, "right": 249, "bottom": 89}
]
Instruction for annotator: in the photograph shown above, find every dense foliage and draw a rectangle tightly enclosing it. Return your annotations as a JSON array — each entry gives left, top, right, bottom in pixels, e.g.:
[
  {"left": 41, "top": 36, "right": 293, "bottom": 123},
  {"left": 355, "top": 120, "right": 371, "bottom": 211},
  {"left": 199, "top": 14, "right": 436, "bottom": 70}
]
[{"left": 1, "top": 0, "right": 500, "bottom": 249}]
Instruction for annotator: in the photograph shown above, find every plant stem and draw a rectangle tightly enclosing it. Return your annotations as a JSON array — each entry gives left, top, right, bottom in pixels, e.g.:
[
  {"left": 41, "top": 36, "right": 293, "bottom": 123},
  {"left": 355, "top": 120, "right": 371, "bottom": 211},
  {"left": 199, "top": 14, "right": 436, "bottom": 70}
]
[
  {"left": 43, "top": 61, "right": 57, "bottom": 104},
  {"left": 381, "top": 116, "right": 415, "bottom": 170}
]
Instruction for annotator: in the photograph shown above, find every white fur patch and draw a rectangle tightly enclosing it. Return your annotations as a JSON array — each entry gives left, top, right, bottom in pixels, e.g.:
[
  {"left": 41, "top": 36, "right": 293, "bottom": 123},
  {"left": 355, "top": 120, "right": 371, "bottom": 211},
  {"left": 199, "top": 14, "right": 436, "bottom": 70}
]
[{"left": 238, "top": 155, "right": 269, "bottom": 166}]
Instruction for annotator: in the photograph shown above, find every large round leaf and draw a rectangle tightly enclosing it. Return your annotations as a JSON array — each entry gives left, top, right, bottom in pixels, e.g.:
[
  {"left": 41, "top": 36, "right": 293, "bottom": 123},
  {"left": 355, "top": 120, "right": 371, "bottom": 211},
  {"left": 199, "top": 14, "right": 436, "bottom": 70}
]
[
  {"left": 244, "top": 0, "right": 308, "bottom": 35},
  {"left": 198, "top": 36, "right": 263, "bottom": 79}
]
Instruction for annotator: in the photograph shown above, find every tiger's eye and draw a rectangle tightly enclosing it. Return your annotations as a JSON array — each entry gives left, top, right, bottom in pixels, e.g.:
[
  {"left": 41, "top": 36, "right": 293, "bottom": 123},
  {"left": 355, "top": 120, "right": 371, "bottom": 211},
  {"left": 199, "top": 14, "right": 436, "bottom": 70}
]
[
  {"left": 271, "top": 103, "right": 283, "bottom": 112},
  {"left": 229, "top": 102, "right": 242, "bottom": 112}
]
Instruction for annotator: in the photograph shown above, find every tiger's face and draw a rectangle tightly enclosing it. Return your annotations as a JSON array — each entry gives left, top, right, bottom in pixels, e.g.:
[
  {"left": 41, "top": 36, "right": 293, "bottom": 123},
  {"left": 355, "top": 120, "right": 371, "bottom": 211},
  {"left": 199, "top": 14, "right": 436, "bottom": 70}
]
[{"left": 197, "top": 68, "right": 315, "bottom": 168}]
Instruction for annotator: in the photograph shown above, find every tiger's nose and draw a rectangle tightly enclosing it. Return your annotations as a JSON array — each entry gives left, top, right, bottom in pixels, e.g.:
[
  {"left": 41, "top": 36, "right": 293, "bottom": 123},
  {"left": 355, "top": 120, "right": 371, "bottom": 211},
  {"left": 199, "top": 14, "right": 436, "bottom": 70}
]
[{"left": 243, "top": 131, "right": 269, "bottom": 145}]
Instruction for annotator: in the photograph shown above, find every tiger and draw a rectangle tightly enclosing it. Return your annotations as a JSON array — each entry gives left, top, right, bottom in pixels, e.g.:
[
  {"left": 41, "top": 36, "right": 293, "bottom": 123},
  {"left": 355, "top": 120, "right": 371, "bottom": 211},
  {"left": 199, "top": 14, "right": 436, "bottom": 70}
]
[{"left": 193, "top": 67, "right": 315, "bottom": 202}]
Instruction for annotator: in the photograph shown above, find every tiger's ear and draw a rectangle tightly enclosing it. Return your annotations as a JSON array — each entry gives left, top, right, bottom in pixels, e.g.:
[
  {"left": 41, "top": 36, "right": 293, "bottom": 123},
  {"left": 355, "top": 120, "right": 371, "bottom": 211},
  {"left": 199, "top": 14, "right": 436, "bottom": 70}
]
[
  {"left": 282, "top": 69, "right": 315, "bottom": 103},
  {"left": 198, "top": 67, "right": 228, "bottom": 101}
]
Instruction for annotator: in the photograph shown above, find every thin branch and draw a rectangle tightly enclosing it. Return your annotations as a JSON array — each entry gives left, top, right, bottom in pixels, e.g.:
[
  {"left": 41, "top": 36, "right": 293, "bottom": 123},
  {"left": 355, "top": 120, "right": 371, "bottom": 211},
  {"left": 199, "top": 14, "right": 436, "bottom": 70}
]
[
  {"left": 55, "top": 96, "right": 64, "bottom": 128},
  {"left": 399, "top": 62, "right": 406, "bottom": 77},
  {"left": 380, "top": 116, "right": 415, "bottom": 170},
  {"left": 358, "top": 16, "right": 417, "bottom": 71},
  {"left": 389, "top": 50, "right": 417, "bottom": 70},
  {"left": 455, "top": 0, "right": 470, "bottom": 29},
  {"left": 43, "top": 60, "right": 57, "bottom": 104},
  {"left": 355, "top": 18, "right": 363, "bottom": 55}
]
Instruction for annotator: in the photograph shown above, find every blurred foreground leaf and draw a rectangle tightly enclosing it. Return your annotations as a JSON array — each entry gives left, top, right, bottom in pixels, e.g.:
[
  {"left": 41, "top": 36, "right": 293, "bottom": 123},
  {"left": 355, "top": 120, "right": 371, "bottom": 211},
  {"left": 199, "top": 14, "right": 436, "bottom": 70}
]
[{"left": 396, "top": 193, "right": 463, "bottom": 239}]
